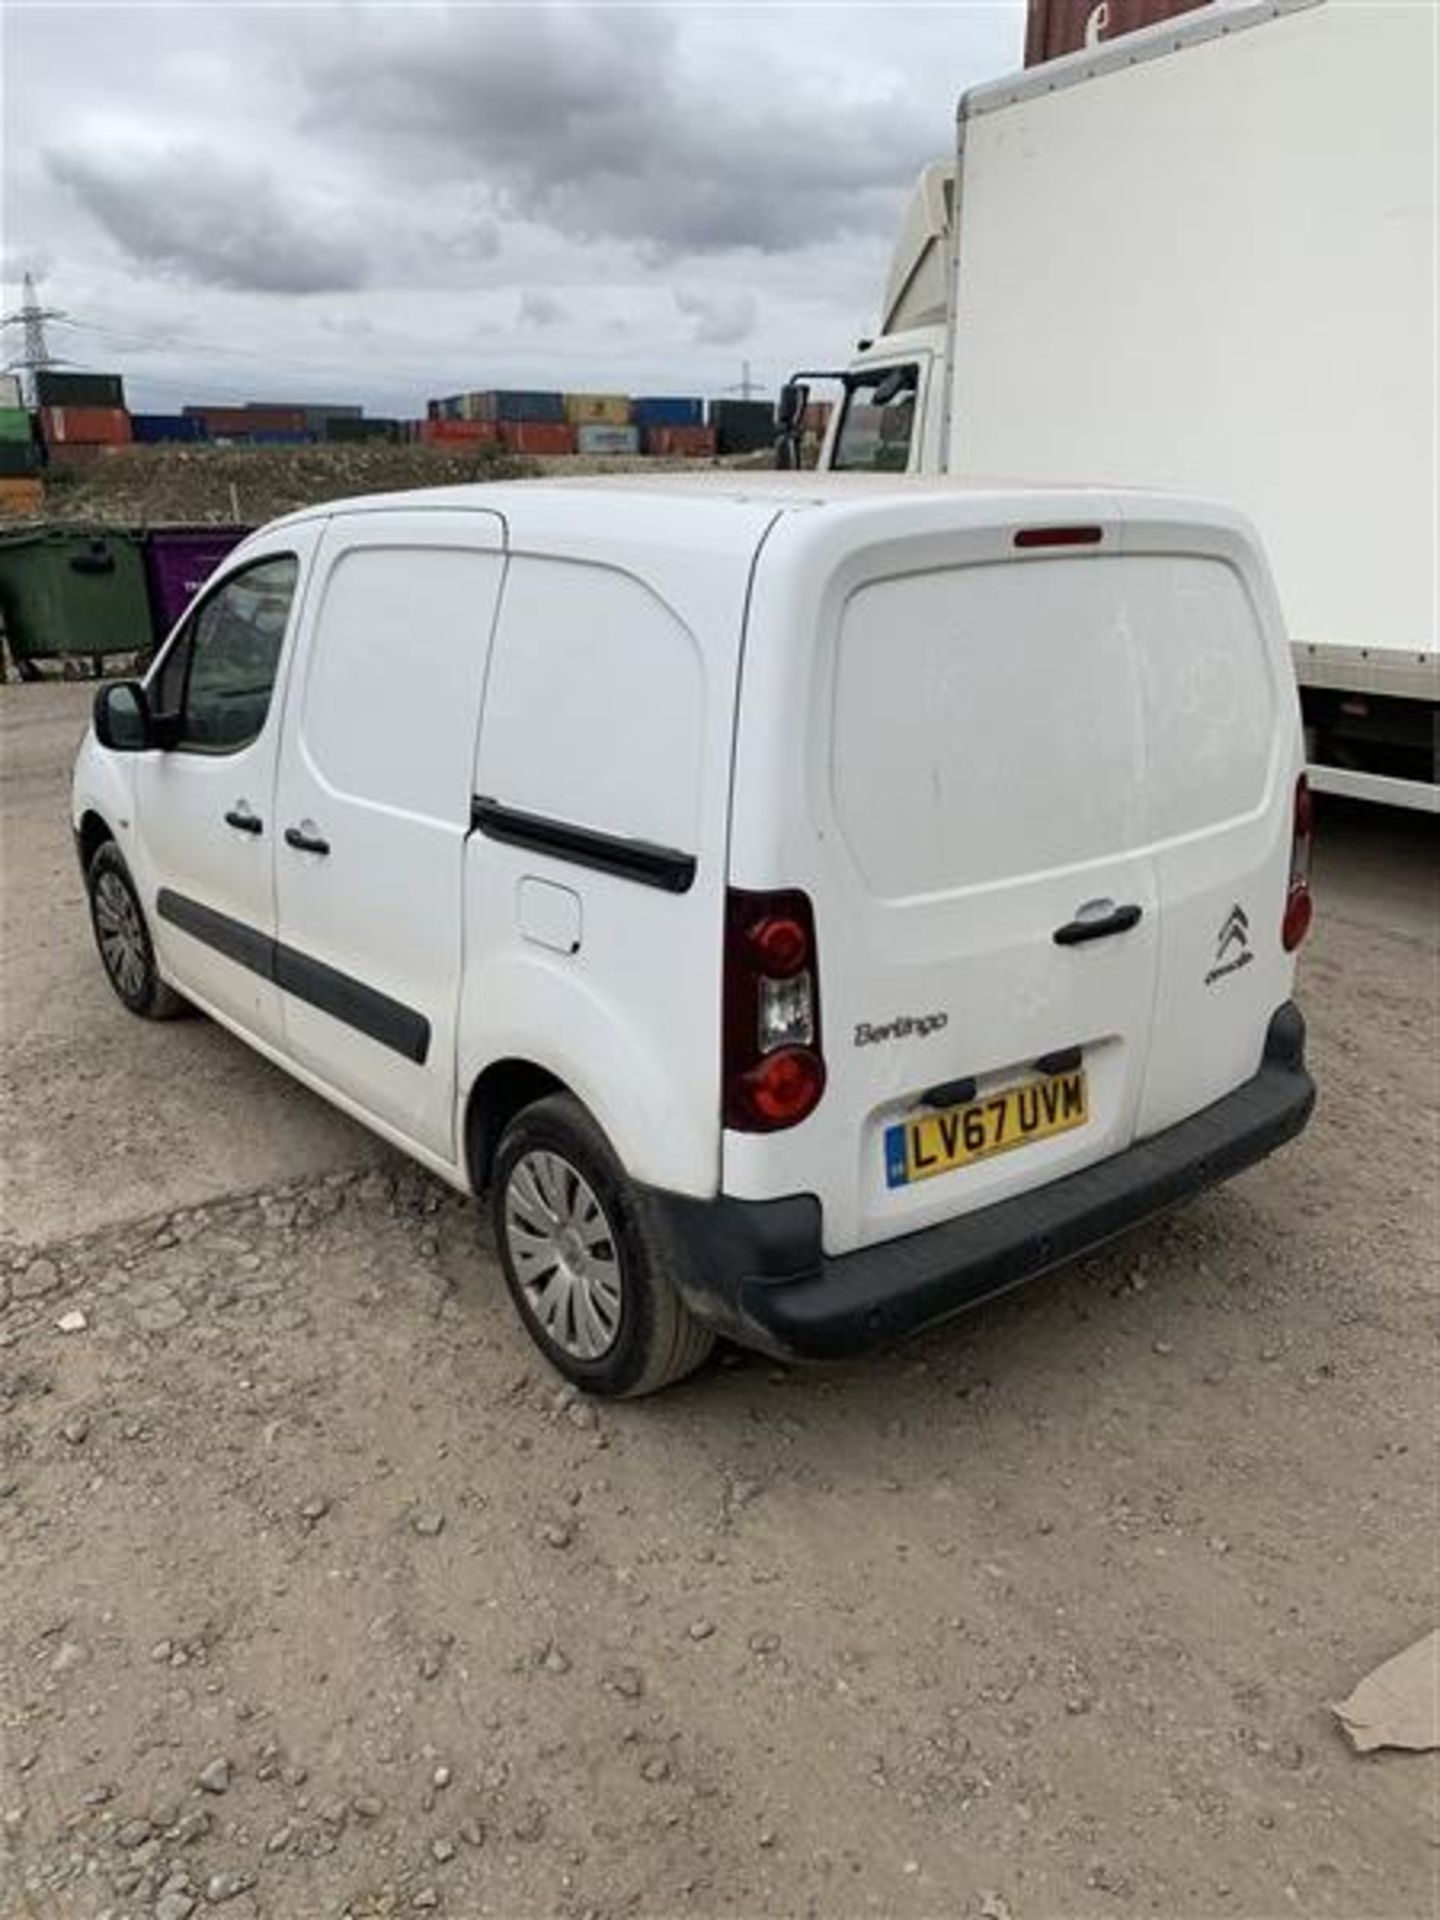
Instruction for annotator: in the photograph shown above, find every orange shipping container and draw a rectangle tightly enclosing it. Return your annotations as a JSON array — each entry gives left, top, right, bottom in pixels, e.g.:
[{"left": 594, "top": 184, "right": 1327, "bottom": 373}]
[
  {"left": 0, "top": 476, "right": 45, "bottom": 515},
  {"left": 418, "top": 419, "right": 499, "bottom": 445},
  {"left": 498, "top": 422, "right": 576, "bottom": 456},
  {"left": 642, "top": 425, "right": 716, "bottom": 458},
  {"left": 41, "top": 406, "right": 132, "bottom": 446}
]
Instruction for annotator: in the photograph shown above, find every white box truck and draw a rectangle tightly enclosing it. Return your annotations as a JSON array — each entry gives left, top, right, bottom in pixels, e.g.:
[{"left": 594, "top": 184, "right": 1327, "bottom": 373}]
[{"left": 783, "top": 0, "right": 1438, "bottom": 811}]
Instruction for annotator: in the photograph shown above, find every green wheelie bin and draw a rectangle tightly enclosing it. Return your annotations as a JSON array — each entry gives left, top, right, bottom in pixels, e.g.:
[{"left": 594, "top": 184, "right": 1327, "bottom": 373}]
[{"left": 0, "top": 525, "right": 151, "bottom": 679}]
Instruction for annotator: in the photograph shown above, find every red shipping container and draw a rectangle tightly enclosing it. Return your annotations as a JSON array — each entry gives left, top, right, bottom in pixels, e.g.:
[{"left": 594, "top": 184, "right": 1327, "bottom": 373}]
[
  {"left": 498, "top": 422, "right": 576, "bottom": 456},
  {"left": 1024, "top": 0, "right": 1206, "bottom": 64},
  {"left": 41, "top": 406, "right": 132, "bottom": 446},
  {"left": 642, "top": 425, "right": 716, "bottom": 458},
  {"left": 417, "top": 419, "right": 499, "bottom": 445}
]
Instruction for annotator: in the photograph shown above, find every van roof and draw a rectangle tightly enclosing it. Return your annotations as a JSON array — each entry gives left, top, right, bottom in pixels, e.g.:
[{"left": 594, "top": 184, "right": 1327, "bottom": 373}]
[{"left": 263, "top": 469, "right": 1244, "bottom": 545}]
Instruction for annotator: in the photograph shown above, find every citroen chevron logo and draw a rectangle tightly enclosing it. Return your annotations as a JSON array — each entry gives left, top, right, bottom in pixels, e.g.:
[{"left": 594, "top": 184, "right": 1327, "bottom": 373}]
[
  {"left": 1217, "top": 903, "right": 1250, "bottom": 959},
  {"left": 1206, "top": 903, "right": 1254, "bottom": 986}
]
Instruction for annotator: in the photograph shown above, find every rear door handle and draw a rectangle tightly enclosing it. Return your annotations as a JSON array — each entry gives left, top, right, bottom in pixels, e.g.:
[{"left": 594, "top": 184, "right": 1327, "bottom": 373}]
[
  {"left": 284, "top": 824, "right": 330, "bottom": 856},
  {"left": 224, "top": 805, "right": 262, "bottom": 835},
  {"left": 1053, "top": 902, "right": 1143, "bottom": 946}
]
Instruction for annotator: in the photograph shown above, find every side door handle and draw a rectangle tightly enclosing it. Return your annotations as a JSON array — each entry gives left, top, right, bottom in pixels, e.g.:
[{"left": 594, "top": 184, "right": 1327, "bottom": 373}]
[
  {"left": 1053, "top": 902, "right": 1143, "bottom": 946},
  {"left": 224, "top": 804, "right": 263, "bottom": 835},
  {"left": 284, "top": 824, "right": 331, "bottom": 856}
]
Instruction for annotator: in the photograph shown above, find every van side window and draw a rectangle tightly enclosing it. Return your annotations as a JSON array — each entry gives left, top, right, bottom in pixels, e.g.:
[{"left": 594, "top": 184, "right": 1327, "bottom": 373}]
[
  {"left": 158, "top": 555, "right": 299, "bottom": 754},
  {"left": 476, "top": 557, "right": 703, "bottom": 850},
  {"left": 301, "top": 545, "right": 504, "bottom": 821},
  {"left": 832, "top": 366, "right": 918, "bottom": 473}
]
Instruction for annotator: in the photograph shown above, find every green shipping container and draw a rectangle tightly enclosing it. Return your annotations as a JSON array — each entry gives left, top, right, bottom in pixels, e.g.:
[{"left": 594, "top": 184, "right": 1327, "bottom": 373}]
[
  {"left": 0, "top": 407, "right": 33, "bottom": 443},
  {"left": 0, "top": 526, "right": 151, "bottom": 677}
]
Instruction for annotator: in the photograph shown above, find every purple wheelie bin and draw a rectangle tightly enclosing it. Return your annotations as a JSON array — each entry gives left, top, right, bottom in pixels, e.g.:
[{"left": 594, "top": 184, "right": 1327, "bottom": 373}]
[{"left": 142, "top": 525, "right": 251, "bottom": 644}]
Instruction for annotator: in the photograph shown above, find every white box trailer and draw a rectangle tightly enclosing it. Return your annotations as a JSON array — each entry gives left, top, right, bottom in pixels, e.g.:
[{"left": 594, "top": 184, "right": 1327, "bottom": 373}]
[{"left": 793, "top": 0, "right": 1438, "bottom": 810}]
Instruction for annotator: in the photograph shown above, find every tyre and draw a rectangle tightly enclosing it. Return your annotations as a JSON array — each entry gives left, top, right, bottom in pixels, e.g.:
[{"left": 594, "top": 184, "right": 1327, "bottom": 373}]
[
  {"left": 86, "top": 841, "right": 186, "bottom": 1020},
  {"left": 492, "top": 1093, "right": 715, "bottom": 1397}
]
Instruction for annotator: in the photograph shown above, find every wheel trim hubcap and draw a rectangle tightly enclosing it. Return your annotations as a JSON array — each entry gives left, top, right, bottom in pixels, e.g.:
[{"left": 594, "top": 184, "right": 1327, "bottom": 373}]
[
  {"left": 93, "top": 872, "right": 148, "bottom": 999},
  {"left": 504, "top": 1150, "right": 622, "bottom": 1361}
]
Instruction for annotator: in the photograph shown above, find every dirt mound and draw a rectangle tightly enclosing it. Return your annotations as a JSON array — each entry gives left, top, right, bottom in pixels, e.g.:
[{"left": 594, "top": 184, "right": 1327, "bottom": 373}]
[
  {"left": 35, "top": 444, "right": 529, "bottom": 528},
  {"left": 31, "top": 442, "right": 755, "bottom": 529}
]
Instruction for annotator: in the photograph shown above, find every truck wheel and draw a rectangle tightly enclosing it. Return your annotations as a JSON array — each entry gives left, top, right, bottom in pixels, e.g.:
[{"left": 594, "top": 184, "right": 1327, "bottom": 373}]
[
  {"left": 492, "top": 1093, "right": 715, "bottom": 1397},
  {"left": 86, "top": 842, "right": 186, "bottom": 1020}
]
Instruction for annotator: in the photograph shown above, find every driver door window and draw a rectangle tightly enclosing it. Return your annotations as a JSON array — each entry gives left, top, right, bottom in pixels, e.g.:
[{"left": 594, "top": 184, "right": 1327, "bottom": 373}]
[
  {"left": 832, "top": 365, "right": 919, "bottom": 473},
  {"left": 157, "top": 555, "right": 299, "bottom": 753}
]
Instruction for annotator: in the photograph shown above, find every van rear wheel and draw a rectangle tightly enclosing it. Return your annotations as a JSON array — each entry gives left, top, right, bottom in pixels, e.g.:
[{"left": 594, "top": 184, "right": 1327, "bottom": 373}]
[{"left": 492, "top": 1094, "right": 715, "bottom": 1397}]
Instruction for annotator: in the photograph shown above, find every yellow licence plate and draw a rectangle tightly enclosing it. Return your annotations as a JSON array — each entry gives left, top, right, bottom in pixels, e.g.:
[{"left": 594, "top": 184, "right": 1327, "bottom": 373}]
[{"left": 884, "top": 1070, "right": 1088, "bottom": 1189}]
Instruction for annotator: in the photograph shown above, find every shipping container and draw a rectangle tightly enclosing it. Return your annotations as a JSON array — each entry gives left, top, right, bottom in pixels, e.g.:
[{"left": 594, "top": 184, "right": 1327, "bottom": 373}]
[
  {"left": 142, "top": 526, "right": 251, "bottom": 638},
  {"left": 564, "top": 393, "right": 632, "bottom": 427},
  {"left": 130, "top": 413, "right": 208, "bottom": 444},
  {"left": 1024, "top": 0, "right": 1206, "bottom": 63},
  {"left": 0, "top": 407, "right": 34, "bottom": 443},
  {"left": 708, "top": 398, "right": 776, "bottom": 454},
  {"left": 640, "top": 424, "right": 717, "bottom": 459},
  {"left": 427, "top": 396, "right": 467, "bottom": 422},
  {"left": 0, "top": 442, "right": 40, "bottom": 477},
  {"left": 497, "top": 421, "right": 576, "bottom": 455},
  {"left": 575, "top": 423, "right": 641, "bottom": 456},
  {"left": 417, "top": 419, "right": 499, "bottom": 446},
  {"left": 323, "top": 416, "right": 400, "bottom": 443},
  {"left": 183, "top": 405, "right": 308, "bottom": 435},
  {"left": 249, "top": 401, "right": 362, "bottom": 429},
  {"left": 245, "top": 430, "right": 311, "bottom": 445},
  {"left": 467, "top": 390, "right": 567, "bottom": 425},
  {"left": 0, "top": 374, "right": 22, "bottom": 409},
  {"left": 35, "top": 370, "right": 125, "bottom": 409},
  {"left": 632, "top": 396, "right": 704, "bottom": 428},
  {"left": 41, "top": 406, "right": 133, "bottom": 447},
  {"left": 0, "top": 478, "right": 44, "bottom": 516}
]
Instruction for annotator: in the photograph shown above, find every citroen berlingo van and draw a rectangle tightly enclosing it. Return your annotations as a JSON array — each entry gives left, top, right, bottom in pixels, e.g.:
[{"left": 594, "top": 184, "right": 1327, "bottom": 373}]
[{"left": 73, "top": 475, "right": 1315, "bottom": 1394}]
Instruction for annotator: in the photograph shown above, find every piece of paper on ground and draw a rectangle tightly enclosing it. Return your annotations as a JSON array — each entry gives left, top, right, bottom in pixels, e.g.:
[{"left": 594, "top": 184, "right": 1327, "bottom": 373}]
[{"left": 1331, "top": 1630, "right": 1440, "bottom": 1753}]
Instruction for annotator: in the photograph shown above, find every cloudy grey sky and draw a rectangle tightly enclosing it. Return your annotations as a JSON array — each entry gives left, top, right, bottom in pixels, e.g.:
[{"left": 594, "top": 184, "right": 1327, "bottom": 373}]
[{"left": 4, "top": 2, "right": 1023, "bottom": 415}]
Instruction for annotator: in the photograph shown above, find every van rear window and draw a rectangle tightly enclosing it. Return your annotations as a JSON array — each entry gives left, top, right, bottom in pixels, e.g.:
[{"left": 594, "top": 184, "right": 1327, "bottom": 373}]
[{"left": 829, "top": 555, "right": 1273, "bottom": 900}]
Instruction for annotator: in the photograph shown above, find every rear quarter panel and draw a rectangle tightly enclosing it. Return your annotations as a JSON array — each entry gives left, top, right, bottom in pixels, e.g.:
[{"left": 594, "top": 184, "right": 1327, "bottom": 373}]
[{"left": 456, "top": 502, "right": 776, "bottom": 1197}]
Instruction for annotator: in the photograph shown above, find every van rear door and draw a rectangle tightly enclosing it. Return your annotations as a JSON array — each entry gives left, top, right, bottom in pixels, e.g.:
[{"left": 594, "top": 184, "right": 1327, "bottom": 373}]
[
  {"left": 1121, "top": 513, "right": 1297, "bottom": 1134},
  {"left": 727, "top": 505, "right": 1160, "bottom": 1256},
  {"left": 725, "top": 497, "right": 1294, "bottom": 1261}
]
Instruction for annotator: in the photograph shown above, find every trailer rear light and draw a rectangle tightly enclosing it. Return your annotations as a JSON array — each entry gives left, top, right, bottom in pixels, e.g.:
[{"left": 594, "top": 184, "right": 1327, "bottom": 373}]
[
  {"left": 1013, "top": 524, "right": 1104, "bottom": 549},
  {"left": 1282, "top": 773, "right": 1314, "bottom": 951},
  {"left": 724, "top": 888, "right": 826, "bottom": 1131}
]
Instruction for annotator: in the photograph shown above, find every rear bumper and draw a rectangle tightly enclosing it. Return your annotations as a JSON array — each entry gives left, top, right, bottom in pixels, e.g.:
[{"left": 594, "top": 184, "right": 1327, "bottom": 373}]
[{"left": 643, "top": 1003, "right": 1315, "bottom": 1361}]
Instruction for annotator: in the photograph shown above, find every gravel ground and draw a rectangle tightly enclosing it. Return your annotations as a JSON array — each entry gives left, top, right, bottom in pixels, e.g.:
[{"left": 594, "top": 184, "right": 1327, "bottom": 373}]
[{"left": 1, "top": 685, "right": 1436, "bottom": 1919}]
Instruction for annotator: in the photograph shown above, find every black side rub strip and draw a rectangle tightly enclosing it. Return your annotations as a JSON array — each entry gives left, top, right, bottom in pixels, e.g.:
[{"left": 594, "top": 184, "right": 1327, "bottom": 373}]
[
  {"left": 157, "top": 889, "right": 272, "bottom": 977},
  {"left": 155, "top": 890, "right": 430, "bottom": 1064},
  {"left": 273, "top": 948, "right": 429, "bottom": 1064},
  {"left": 471, "top": 796, "right": 696, "bottom": 895}
]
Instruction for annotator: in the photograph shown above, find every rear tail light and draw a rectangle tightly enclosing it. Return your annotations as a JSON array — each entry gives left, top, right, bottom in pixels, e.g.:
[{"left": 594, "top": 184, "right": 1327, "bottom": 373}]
[
  {"left": 724, "top": 888, "right": 826, "bottom": 1131},
  {"left": 1282, "top": 773, "right": 1314, "bottom": 951}
]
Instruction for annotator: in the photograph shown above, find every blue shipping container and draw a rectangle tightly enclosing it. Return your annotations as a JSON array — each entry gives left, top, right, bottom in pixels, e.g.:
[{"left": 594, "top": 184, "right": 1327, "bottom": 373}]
[
  {"left": 131, "top": 414, "right": 207, "bottom": 444},
  {"left": 632, "top": 396, "right": 704, "bottom": 428},
  {"left": 246, "top": 430, "right": 312, "bottom": 445}
]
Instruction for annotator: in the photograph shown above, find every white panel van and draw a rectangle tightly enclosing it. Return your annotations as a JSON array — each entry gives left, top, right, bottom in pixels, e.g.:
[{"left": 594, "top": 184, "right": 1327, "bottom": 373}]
[{"left": 72, "top": 476, "right": 1316, "bottom": 1394}]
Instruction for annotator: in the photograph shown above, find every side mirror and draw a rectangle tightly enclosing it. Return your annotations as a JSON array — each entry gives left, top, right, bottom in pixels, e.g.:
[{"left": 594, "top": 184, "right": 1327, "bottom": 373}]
[
  {"left": 93, "top": 680, "right": 154, "bottom": 753},
  {"left": 776, "top": 381, "right": 808, "bottom": 432}
]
